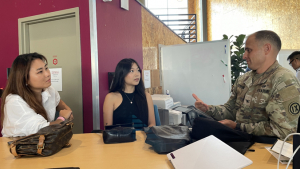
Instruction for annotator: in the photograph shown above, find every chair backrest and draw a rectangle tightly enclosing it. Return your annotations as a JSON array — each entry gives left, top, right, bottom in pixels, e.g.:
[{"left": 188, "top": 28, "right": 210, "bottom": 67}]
[
  {"left": 55, "top": 111, "right": 60, "bottom": 120},
  {"left": 293, "top": 117, "right": 300, "bottom": 168},
  {"left": 132, "top": 115, "right": 146, "bottom": 130},
  {"left": 154, "top": 105, "right": 161, "bottom": 126},
  {"left": 132, "top": 105, "right": 161, "bottom": 129}
]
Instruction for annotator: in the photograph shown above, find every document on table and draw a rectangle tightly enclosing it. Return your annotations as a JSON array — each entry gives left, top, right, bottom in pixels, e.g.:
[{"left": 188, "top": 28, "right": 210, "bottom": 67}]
[
  {"left": 265, "top": 147, "right": 291, "bottom": 164},
  {"left": 270, "top": 140, "right": 293, "bottom": 158},
  {"left": 265, "top": 139, "right": 294, "bottom": 164},
  {"left": 265, "top": 142, "right": 293, "bottom": 164}
]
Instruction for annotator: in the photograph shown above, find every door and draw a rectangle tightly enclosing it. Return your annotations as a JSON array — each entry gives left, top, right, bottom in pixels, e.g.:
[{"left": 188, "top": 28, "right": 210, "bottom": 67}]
[{"left": 18, "top": 8, "right": 83, "bottom": 133}]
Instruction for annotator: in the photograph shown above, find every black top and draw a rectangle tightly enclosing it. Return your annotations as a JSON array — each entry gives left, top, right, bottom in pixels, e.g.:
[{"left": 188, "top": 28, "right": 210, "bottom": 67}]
[{"left": 113, "top": 91, "right": 147, "bottom": 129}]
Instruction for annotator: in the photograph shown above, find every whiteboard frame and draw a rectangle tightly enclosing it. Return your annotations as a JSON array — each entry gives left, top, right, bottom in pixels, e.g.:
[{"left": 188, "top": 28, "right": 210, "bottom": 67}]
[{"left": 159, "top": 40, "right": 231, "bottom": 105}]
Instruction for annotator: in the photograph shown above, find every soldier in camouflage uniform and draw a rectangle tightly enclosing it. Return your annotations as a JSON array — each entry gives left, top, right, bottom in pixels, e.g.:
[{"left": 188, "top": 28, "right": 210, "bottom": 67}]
[{"left": 193, "top": 30, "right": 300, "bottom": 140}]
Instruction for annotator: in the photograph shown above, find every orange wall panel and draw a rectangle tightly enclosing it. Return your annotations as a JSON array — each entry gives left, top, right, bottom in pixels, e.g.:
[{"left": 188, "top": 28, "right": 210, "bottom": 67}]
[{"left": 141, "top": 7, "right": 186, "bottom": 94}]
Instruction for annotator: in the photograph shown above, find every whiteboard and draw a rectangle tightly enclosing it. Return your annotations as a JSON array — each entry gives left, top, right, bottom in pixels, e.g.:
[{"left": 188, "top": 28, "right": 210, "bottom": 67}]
[
  {"left": 277, "top": 49, "right": 300, "bottom": 75},
  {"left": 160, "top": 40, "right": 231, "bottom": 106}
]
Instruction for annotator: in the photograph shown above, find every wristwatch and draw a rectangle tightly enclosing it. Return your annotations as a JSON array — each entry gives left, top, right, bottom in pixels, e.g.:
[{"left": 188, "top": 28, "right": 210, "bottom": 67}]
[{"left": 235, "top": 123, "right": 242, "bottom": 131}]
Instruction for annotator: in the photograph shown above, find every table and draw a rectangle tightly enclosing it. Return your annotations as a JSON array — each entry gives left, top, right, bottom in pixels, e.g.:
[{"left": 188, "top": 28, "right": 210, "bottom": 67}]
[
  {"left": 0, "top": 132, "right": 292, "bottom": 169},
  {"left": 244, "top": 142, "right": 292, "bottom": 169}
]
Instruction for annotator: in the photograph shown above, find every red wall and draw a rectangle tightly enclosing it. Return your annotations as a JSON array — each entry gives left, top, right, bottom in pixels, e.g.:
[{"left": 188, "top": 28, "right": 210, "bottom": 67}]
[
  {"left": 0, "top": 0, "right": 93, "bottom": 134},
  {"left": 96, "top": 1, "right": 143, "bottom": 129}
]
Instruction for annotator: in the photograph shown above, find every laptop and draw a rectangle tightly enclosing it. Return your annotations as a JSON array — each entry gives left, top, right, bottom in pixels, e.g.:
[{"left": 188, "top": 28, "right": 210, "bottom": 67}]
[{"left": 167, "top": 135, "right": 253, "bottom": 169}]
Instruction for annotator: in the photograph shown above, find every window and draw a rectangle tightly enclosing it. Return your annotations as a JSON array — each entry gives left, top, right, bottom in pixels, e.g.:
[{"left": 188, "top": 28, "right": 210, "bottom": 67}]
[
  {"left": 145, "top": 0, "right": 194, "bottom": 42},
  {"left": 145, "top": 0, "right": 188, "bottom": 16}
]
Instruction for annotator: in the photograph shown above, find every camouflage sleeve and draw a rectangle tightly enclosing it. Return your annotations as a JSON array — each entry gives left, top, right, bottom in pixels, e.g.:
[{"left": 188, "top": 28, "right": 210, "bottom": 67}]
[
  {"left": 241, "top": 75, "right": 300, "bottom": 140},
  {"left": 205, "top": 78, "right": 239, "bottom": 121}
]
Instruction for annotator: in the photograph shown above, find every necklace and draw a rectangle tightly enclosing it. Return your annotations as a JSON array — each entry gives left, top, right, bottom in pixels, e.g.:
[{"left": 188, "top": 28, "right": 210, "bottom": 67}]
[{"left": 124, "top": 92, "right": 134, "bottom": 104}]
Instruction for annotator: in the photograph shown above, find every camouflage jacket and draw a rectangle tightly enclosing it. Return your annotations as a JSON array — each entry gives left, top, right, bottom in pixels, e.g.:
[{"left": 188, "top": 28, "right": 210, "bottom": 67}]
[{"left": 206, "top": 61, "right": 300, "bottom": 139}]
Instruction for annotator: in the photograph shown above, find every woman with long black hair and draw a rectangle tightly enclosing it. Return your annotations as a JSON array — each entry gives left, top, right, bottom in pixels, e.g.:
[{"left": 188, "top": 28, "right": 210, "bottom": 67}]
[{"left": 103, "top": 58, "right": 156, "bottom": 128}]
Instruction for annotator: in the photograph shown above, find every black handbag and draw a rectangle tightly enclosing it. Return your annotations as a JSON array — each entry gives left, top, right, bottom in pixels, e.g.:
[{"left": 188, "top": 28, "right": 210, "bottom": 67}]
[
  {"left": 145, "top": 125, "right": 191, "bottom": 154},
  {"left": 103, "top": 123, "right": 136, "bottom": 144}
]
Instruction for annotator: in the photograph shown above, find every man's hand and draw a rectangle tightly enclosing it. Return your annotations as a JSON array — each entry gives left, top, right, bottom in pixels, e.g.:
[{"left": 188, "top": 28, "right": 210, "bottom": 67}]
[
  {"left": 218, "top": 119, "right": 237, "bottom": 129},
  {"left": 192, "top": 93, "right": 209, "bottom": 112}
]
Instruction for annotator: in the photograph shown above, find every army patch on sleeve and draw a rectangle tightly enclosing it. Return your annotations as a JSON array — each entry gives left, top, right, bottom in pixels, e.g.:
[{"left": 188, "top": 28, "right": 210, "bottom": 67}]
[
  {"left": 277, "top": 82, "right": 286, "bottom": 91},
  {"left": 288, "top": 102, "right": 300, "bottom": 115}
]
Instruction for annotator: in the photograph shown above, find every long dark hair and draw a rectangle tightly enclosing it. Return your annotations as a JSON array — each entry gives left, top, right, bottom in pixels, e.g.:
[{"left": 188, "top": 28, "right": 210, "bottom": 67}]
[
  {"left": 110, "top": 58, "right": 148, "bottom": 125},
  {"left": 1, "top": 53, "right": 49, "bottom": 127}
]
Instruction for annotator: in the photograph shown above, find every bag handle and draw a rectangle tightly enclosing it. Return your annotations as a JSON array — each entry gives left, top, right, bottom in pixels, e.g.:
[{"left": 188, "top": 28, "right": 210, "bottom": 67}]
[
  {"left": 63, "top": 143, "right": 72, "bottom": 148},
  {"left": 10, "top": 143, "right": 21, "bottom": 158},
  {"left": 66, "top": 121, "right": 74, "bottom": 129},
  {"left": 8, "top": 135, "right": 45, "bottom": 157},
  {"left": 37, "top": 135, "right": 45, "bottom": 155}
]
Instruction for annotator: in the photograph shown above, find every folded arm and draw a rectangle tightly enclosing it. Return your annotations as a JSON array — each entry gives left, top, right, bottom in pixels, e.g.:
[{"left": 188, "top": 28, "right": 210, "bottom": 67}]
[
  {"left": 241, "top": 83, "right": 300, "bottom": 140},
  {"left": 3, "top": 98, "right": 49, "bottom": 137}
]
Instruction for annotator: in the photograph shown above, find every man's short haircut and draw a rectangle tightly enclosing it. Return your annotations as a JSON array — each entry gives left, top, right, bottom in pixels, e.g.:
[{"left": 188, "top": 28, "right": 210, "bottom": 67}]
[
  {"left": 254, "top": 30, "right": 282, "bottom": 52},
  {"left": 287, "top": 51, "right": 300, "bottom": 61}
]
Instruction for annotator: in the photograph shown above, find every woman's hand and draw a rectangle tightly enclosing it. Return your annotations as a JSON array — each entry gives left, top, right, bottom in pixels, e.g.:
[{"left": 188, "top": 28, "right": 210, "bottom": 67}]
[
  {"left": 59, "top": 109, "right": 73, "bottom": 120},
  {"left": 69, "top": 113, "right": 74, "bottom": 120},
  {"left": 50, "top": 110, "right": 73, "bottom": 125}
]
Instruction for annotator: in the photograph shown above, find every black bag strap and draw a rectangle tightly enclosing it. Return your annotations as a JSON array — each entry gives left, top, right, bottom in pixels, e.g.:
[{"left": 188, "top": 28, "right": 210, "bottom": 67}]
[{"left": 226, "top": 141, "right": 255, "bottom": 155}]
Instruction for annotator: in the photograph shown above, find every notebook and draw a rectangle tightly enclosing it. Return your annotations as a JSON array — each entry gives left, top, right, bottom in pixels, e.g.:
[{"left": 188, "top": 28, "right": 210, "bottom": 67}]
[{"left": 167, "top": 135, "right": 253, "bottom": 169}]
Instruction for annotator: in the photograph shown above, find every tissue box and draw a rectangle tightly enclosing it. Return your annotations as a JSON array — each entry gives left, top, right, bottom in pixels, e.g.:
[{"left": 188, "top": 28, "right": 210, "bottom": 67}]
[{"left": 169, "top": 110, "right": 182, "bottom": 125}]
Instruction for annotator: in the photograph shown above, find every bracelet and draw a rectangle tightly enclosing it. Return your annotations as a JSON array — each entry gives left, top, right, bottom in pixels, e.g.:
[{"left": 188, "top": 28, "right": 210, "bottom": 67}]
[{"left": 57, "top": 116, "right": 65, "bottom": 121}]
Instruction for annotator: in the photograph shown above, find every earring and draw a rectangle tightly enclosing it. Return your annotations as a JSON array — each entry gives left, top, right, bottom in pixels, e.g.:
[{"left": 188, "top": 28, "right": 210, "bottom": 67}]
[{"left": 26, "top": 84, "right": 28, "bottom": 86}]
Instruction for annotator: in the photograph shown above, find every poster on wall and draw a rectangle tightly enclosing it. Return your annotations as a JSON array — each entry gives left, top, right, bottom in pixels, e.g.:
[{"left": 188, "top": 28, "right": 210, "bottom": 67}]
[
  {"left": 49, "top": 68, "right": 62, "bottom": 91},
  {"left": 143, "top": 70, "right": 151, "bottom": 88}
]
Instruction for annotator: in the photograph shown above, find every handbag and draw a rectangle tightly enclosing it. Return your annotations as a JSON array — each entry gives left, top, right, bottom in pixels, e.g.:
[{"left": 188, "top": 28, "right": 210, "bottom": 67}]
[
  {"left": 9, "top": 120, "right": 74, "bottom": 157},
  {"left": 144, "top": 125, "right": 191, "bottom": 154},
  {"left": 103, "top": 123, "right": 136, "bottom": 144}
]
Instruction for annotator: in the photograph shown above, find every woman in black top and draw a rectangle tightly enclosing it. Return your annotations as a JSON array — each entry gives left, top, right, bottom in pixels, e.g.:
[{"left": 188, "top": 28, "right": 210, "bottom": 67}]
[{"left": 103, "top": 58, "right": 156, "bottom": 127}]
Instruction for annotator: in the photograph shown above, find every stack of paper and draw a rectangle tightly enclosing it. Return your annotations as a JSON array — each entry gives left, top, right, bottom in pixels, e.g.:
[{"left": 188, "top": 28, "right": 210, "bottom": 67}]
[{"left": 265, "top": 140, "right": 293, "bottom": 164}]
